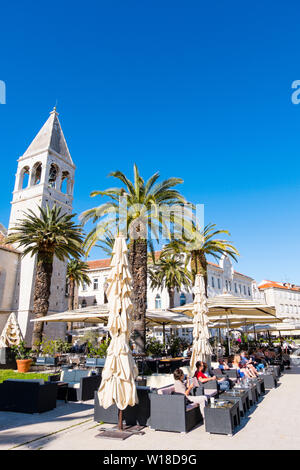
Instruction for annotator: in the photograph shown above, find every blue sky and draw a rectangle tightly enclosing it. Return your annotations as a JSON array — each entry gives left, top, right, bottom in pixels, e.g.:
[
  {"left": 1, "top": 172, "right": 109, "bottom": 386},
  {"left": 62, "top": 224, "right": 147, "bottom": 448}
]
[{"left": 0, "top": 0, "right": 300, "bottom": 284}]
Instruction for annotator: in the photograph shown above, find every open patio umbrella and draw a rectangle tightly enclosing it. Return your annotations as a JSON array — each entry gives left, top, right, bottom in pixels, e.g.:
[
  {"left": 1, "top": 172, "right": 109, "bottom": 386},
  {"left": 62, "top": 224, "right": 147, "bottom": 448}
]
[
  {"left": 31, "top": 306, "right": 109, "bottom": 325},
  {"left": 172, "top": 293, "right": 277, "bottom": 319},
  {"left": 247, "top": 323, "right": 297, "bottom": 336},
  {"left": 145, "top": 309, "right": 191, "bottom": 343},
  {"left": 189, "top": 274, "right": 212, "bottom": 371},
  {"left": 97, "top": 235, "right": 138, "bottom": 430},
  {"left": 0, "top": 312, "right": 23, "bottom": 347},
  {"left": 171, "top": 293, "right": 279, "bottom": 355},
  {"left": 32, "top": 307, "right": 190, "bottom": 345},
  {"left": 208, "top": 315, "right": 283, "bottom": 329}
]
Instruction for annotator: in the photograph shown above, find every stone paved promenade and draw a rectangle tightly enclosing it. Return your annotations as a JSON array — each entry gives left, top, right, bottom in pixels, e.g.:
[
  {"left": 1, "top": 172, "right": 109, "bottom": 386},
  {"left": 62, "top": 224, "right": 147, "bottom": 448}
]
[{"left": 1, "top": 358, "right": 300, "bottom": 450}]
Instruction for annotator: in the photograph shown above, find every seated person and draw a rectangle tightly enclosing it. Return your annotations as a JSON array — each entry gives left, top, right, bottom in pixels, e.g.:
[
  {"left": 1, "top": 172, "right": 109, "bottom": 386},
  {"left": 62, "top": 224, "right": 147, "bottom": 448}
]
[
  {"left": 194, "top": 361, "right": 231, "bottom": 392},
  {"left": 183, "top": 346, "right": 192, "bottom": 358},
  {"left": 250, "top": 351, "right": 265, "bottom": 371},
  {"left": 277, "top": 350, "right": 291, "bottom": 369},
  {"left": 255, "top": 348, "right": 267, "bottom": 362},
  {"left": 252, "top": 349, "right": 266, "bottom": 368},
  {"left": 218, "top": 358, "right": 231, "bottom": 370},
  {"left": 232, "top": 355, "right": 253, "bottom": 379},
  {"left": 264, "top": 349, "right": 276, "bottom": 364},
  {"left": 173, "top": 368, "right": 207, "bottom": 417},
  {"left": 240, "top": 351, "right": 260, "bottom": 377}
]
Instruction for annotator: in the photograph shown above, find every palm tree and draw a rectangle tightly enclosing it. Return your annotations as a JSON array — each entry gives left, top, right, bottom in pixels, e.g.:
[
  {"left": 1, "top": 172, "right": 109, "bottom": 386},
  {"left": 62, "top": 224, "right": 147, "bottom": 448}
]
[
  {"left": 162, "top": 223, "right": 239, "bottom": 295},
  {"left": 5, "top": 205, "right": 85, "bottom": 349},
  {"left": 66, "top": 259, "right": 91, "bottom": 310},
  {"left": 148, "top": 253, "right": 192, "bottom": 308},
  {"left": 95, "top": 229, "right": 115, "bottom": 258},
  {"left": 81, "top": 164, "right": 188, "bottom": 353}
]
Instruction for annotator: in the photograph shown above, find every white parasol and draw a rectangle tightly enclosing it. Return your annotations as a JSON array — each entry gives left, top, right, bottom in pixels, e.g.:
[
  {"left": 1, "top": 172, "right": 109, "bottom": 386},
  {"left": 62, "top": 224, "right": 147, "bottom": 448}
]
[{"left": 97, "top": 235, "right": 138, "bottom": 429}]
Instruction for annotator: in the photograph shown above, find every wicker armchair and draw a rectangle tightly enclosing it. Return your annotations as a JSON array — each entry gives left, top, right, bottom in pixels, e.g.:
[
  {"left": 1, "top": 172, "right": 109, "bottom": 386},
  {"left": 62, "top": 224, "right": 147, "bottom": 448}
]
[
  {"left": 149, "top": 385, "right": 202, "bottom": 433},
  {"left": 0, "top": 379, "right": 57, "bottom": 413}
]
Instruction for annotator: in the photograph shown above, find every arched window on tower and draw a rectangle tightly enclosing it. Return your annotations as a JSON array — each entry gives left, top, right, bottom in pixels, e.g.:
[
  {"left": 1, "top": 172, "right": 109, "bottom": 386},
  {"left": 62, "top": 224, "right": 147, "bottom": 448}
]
[
  {"left": 155, "top": 294, "right": 161, "bottom": 309},
  {"left": 60, "top": 171, "right": 70, "bottom": 194},
  {"left": 31, "top": 162, "right": 42, "bottom": 186},
  {"left": 48, "top": 164, "right": 59, "bottom": 188},
  {"left": 19, "top": 166, "right": 30, "bottom": 190}
]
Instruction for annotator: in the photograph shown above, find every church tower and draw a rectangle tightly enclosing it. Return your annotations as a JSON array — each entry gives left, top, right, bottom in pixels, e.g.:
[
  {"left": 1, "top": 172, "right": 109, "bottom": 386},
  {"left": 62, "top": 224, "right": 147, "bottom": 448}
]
[{"left": 9, "top": 108, "right": 76, "bottom": 343}]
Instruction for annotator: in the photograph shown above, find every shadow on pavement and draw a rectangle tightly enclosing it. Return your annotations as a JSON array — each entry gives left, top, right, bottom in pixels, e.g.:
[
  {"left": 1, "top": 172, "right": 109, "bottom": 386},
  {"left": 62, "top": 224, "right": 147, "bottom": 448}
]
[{"left": 0, "top": 400, "right": 94, "bottom": 433}]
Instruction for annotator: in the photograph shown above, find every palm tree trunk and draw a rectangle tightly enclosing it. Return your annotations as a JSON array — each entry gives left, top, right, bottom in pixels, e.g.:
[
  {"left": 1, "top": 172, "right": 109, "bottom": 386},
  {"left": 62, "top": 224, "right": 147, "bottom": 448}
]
[
  {"left": 168, "top": 287, "right": 175, "bottom": 309},
  {"left": 31, "top": 256, "right": 54, "bottom": 350},
  {"left": 68, "top": 278, "right": 75, "bottom": 311},
  {"left": 67, "top": 279, "right": 75, "bottom": 341},
  {"left": 128, "top": 238, "right": 147, "bottom": 354}
]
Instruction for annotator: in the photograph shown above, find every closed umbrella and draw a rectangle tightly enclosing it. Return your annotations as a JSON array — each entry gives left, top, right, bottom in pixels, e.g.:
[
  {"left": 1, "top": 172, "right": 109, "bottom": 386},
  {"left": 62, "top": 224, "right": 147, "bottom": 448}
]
[
  {"left": 0, "top": 312, "right": 23, "bottom": 347},
  {"left": 190, "top": 274, "right": 212, "bottom": 371},
  {"left": 98, "top": 235, "right": 138, "bottom": 430}
]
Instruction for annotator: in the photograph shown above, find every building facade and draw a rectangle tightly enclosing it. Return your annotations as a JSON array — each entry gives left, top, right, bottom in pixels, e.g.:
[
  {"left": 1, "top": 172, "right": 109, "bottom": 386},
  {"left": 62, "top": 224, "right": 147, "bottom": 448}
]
[
  {"left": 258, "top": 280, "right": 300, "bottom": 329},
  {"left": 0, "top": 109, "right": 75, "bottom": 343}
]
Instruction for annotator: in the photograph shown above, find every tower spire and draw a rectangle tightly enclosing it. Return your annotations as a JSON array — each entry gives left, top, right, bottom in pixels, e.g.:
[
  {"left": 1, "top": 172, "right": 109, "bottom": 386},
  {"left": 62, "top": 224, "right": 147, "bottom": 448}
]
[{"left": 20, "top": 108, "right": 73, "bottom": 166}]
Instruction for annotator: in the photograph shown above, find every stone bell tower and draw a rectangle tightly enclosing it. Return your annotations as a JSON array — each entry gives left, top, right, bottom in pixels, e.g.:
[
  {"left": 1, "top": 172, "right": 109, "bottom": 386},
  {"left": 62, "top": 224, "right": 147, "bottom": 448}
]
[{"left": 9, "top": 108, "right": 76, "bottom": 343}]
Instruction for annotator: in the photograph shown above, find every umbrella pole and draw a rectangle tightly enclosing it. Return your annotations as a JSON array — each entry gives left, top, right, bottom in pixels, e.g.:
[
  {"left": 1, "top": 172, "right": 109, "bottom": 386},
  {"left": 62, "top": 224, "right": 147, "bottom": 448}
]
[
  {"left": 253, "top": 323, "right": 257, "bottom": 345},
  {"left": 267, "top": 330, "right": 271, "bottom": 345},
  {"left": 163, "top": 323, "right": 166, "bottom": 345},
  {"left": 118, "top": 409, "right": 123, "bottom": 431},
  {"left": 226, "top": 313, "right": 231, "bottom": 356}
]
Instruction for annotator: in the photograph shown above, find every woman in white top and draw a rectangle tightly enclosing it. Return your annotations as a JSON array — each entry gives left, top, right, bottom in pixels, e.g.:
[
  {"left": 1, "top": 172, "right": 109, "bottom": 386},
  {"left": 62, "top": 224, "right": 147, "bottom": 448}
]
[{"left": 173, "top": 368, "right": 207, "bottom": 417}]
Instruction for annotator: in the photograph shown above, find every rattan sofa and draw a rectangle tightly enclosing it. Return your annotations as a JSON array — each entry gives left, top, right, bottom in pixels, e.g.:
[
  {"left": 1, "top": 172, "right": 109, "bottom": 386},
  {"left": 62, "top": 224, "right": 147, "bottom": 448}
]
[
  {"left": 149, "top": 385, "right": 203, "bottom": 433},
  {"left": 94, "top": 385, "right": 152, "bottom": 426},
  {"left": 0, "top": 379, "right": 57, "bottom": 413}
]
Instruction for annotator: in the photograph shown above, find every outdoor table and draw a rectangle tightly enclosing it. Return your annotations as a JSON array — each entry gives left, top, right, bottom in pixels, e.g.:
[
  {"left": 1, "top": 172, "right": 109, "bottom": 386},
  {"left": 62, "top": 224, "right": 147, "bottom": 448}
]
[
  {"left": 204, "top": 399, "right": 240, "bottom": 436},
  {"left": 234, "top": 383, "right": 258, "bottom": 406},
  {"left": 146, "top": 357, "right": 186, "bottom": 374},
  {"left": 145, "top": 358, "right": 161, "bottom": 374},
  {"left": 266, "top": 365, "right": 281, "bottom": 378},
  {"left": 260, "top": 372, "right": 278, "bottom": 389},
  {"left": 249, "top": 377, "right": 265, "bottom": 395},
  {"left": 159, "top": 357, "right": 185, "bottom": 373},
  {"left": 221, "top": 389, "right": 250, "bottom": 416}
]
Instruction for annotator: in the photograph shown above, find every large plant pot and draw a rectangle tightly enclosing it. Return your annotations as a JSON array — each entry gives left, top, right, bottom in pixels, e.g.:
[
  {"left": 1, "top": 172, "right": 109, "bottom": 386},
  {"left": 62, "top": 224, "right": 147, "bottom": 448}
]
[{"left": 16, "top": 359, "right": 32, "bottom": 373}]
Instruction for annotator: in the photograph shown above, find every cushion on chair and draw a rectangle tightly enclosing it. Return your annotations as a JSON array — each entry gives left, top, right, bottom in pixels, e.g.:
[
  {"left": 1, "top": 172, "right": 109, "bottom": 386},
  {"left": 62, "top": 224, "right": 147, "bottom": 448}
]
[
  {"left": 204, "top": 389, "right": 218, "bottom": 397},
  {"left": 157, "top": 385, "right": 175, "bottom": 395},
  {"left": 60, "top": 369, "right": 90, "bottom": 383},
  {"left": 60, "top": 370, "right": 76, "bottom": 382},
  {"left": 74, "top": 370, "right": 90, "bottom": 381},
  {"left": 67, "top": 382, "right": 80, "bottom": 389}
]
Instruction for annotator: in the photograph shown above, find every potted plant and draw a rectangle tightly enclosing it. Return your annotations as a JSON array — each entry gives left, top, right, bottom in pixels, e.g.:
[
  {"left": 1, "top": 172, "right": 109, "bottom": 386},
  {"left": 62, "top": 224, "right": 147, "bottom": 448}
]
[
  {"left": 145, "top": 337, "right": 165, "bottom": 358},
  {"left": 11, "top": 341, "right": 33, "bottom": 373},
  {"left": 166, "top": 335, "right": 189, "bottom": 358}
]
